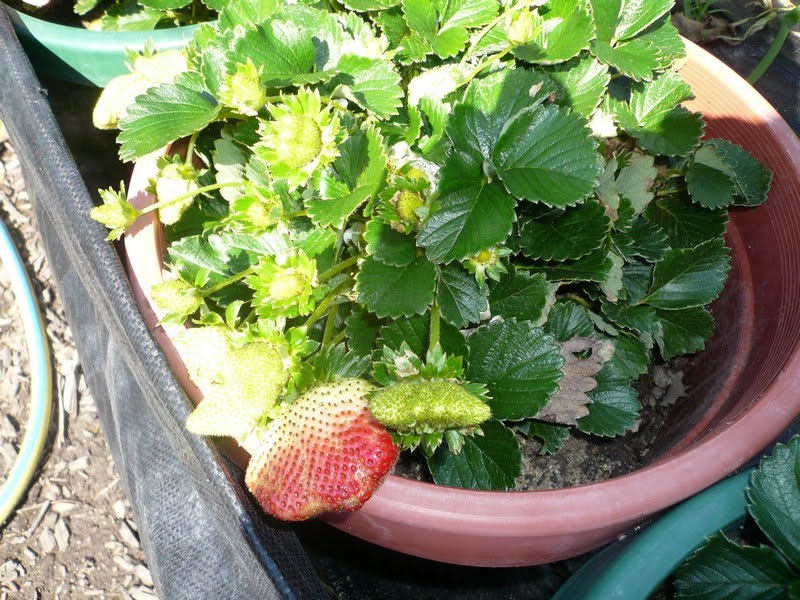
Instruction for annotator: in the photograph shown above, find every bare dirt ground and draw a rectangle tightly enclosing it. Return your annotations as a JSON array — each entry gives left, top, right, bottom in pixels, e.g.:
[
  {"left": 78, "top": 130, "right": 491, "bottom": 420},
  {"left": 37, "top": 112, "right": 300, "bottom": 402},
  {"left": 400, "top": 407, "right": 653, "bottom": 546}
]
[{"left": 0, "top": 121, "right": 155, "bottom": 598}]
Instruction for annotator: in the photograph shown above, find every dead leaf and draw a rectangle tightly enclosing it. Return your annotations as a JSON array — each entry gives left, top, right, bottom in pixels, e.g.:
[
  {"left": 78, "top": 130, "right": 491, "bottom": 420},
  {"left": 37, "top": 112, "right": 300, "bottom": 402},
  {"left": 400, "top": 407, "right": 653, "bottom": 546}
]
[{"left": 535, "top": 336, "right": 615, "bottom": 425}]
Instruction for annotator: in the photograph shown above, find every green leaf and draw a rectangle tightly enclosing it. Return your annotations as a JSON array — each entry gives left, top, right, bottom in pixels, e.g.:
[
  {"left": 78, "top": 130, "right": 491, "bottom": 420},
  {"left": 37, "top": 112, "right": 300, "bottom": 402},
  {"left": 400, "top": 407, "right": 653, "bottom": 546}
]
[
  {"left": 645, "top": 196, "right": 728, "bottom": 250},
  {"left": 436, "top": 265, "right": 488, "bottom": 328},
  {"left": 622, "top": 258, "right": 653, "bottom": 304},
  {"left": 212, "top": 128, "right": 247, "bottom": 203},
  {"left": 688, "top": 139, "right": 773, "bottom": 209},
  {"left": 119, "top": 72, "right": 219, "bottom": 161},
  {"left": 674, "top": 534, "right": 797, "bottom": 600},
  {"left": 344, "top": 308, "right": 380, "bottom": 356},
  {"left": 655, "top": 307, "right": 714, "bottom": 360},
  {"left": 590, "top": 38, "right": 660, "bottom": 82},
  {"left": 516, "top": 420, "right": 570, "bottom": 455},
  {"left": 749, "top": 437, "right": 800, "bottom": 569},
  {"left": 513, "top": 0, "right": 595, "bottom": 65},
  {"left": 614, "top": 72, "right": 704, "bottom": 155},
  {"left": 364, "top": 220, "right": 417, "bottom": 267},
  {"left": 427, "top": 420, "right": 521, "bottom": 490},
  {"left": 577, "top": 381, "right": 640, "bottom": 436},
  {"left": 309, "top": 126, "right": 386, "bottom": 227},
  {"left": 492, "top": 104, "right": 602, "bottom": 207},
  {"left": 94, "top": 0, "right": 163, "bottom": 31},
  {"left": 614, "top": 0, "right": 673, "bottom": 41},
  {"left": 402, "top": 0, "right": 499, "bottom": 59},
  {"left": 534, "top": 243, "right": 614, "bottom": 283},
  {"left": 488, "top": 269, "right": 555, "bottom": 324},
  {"left": 597, "top": 333, "right": 649, "bottom": 384},
  {"left": 357, "top": 256, "right": 436, "bottom": 318},
  {"left": 615, "top": 153, "right": 657, "bottom": 215},
  {"left": 344, "top": 0, "right": 400, "bottom": 10},
  {"left": 466, "top": 319, "right": 564, "bottom": 421},
  {"left": 139, "top": 0, "right": 191, "bottom": 8},
  {"left": 234, "top": 20, "right": 319, "bottom": 87},
  {"left": 602, "top": 301, "right": 662, "bottom": 347},
  {"left": 615, "top": 217, "right": 670, "bottom": 263},
  {"left": 448, "top": 68, "right": 555, "bottom": 157},
  {"left": 380, "top": 315, "right": 468, "bottom": 358},
  {"left": 218, "top": 0, "right": 279, "bottom": 30},
  {"left": 327, "top": 54, "right": 403, "bottom": 120},
  {"left": 589, "top": 0, "right": 621, "bottom": 43},
  {"left": 544, "top": 299, "right": 595, "bottom": 342},
  {"left": 548, "top": 56, "right": 610, "bottom": 118},
  {"left": 417, "top": 151, "right": 516, "bottom": 263},
  {"left": 519, "top": 200, "right": 609, "bottom": 261},
  {"left": 643, "top": 239, "right": 730, "bottom": 310}
]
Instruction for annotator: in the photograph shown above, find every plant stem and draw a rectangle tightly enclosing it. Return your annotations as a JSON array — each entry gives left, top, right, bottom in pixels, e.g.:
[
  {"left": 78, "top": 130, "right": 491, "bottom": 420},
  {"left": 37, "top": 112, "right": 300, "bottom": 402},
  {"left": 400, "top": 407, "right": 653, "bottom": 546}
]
[
  {"left": 459, "top": 11, "right": 507, "bottom": 67},
  {"left": 201, "top": 266, "right": 258, "bottom": 297},
  {"left": 317, "top": 254, "right": 362, "bottom": 283},
  {"left": 747, "top": 5, "right": 800, "bottom": 84},
  {"left": 429, "top": 302, "right": 440, "bottom": 352},
  {"left": 280, "top": 209, "right": 307, "bottom": 220},
  {"left": 461, "top": 46, "right": 513, "bottom": 87},
  {"left": 330, "top": 329, "right": 347, "bottom": 347},
  {"left": 184, "top": 131, "right": 199, "bottom": 167},
  {"left": 140, "top": 181, "right": 243, "bottom": 216},
  {"left": 304, "top": 278, "right": 353, "bottom": 330},
  {"left": 322, "top": 303, "right": 339, "bottom": 347}
]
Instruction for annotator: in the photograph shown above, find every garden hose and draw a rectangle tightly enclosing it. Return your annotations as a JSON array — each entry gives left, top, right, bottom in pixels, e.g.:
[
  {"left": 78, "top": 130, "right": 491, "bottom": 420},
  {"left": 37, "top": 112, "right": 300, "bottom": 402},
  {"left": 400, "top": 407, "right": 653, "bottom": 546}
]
[{"left": 0, "top": 216, "right": 53, "bottom": 526}]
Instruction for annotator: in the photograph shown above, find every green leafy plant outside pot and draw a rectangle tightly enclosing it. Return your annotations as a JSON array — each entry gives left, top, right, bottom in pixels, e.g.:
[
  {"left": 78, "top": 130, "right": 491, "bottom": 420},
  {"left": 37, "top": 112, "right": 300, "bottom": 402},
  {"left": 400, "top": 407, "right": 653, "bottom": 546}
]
[
  {"left": 555, "top": 435, "right": 800, "bottom": 600},
  {"left": 2, "top": 3, "right": 201, "bottom": 86},
  {"left": 92, "top": 0, "right": 777, "bottom": 524}
]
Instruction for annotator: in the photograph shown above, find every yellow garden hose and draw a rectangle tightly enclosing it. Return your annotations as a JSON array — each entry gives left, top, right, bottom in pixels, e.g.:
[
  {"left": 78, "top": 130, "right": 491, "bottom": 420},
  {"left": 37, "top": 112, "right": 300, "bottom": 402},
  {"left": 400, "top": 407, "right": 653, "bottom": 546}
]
[{"left": 0, "top": 217, "right": 53, "bottom": 525}]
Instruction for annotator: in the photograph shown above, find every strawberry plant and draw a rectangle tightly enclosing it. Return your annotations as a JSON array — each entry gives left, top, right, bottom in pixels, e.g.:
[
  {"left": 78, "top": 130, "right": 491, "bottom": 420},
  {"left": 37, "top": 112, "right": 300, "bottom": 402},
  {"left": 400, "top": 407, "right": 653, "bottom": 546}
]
[
  {"left": 92, "top": 0, "right": 773, "bottom": 520},
  {"left": 674, "top": 436, "right": 800, "bottom": 599}
]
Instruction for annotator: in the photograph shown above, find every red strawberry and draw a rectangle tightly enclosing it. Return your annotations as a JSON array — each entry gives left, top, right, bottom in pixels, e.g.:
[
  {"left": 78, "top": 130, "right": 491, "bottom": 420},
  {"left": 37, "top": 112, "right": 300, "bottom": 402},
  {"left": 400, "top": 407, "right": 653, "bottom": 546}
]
[{"left": 244, "top": 378, "right": 398, "bottom": 521}]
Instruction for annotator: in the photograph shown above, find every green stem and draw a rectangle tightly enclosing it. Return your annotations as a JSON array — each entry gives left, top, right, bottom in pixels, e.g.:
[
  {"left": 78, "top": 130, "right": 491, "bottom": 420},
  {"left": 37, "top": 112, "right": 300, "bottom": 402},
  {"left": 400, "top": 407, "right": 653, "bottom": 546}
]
[
  {"left": 322, "top": 303, "right": 340, "bottom": 347},
  {"left": 429, "top": 302, "right": 440, "bottom": 352},
  {"left": 461, "top": 46, "right": 513, "bottom": 87},
  {"left": 459, "top": 11, "right": 507, "bottom": 67},
  {"left": 280, "top": 210, "right": 307, "bottom": 220},
  {"left": 184, "top": 131, "right": 199, "bottom": 167},
  {"left": 304, "top": 278, "right": 353, "bottom": 330},
  {"left": 317, "top": 254, "right": 362, "bottom": 283},
  {"left": 140, "top": 181, "right": 244, "bottom": 216},
  {"left": 201, "top": 265, "right": 258, "bottom": 298},
  {"left": 747, "top": 5, "right": 800, "bottom": 84},
  {"left": 330, "top": 329, "right": 347, "bottom": 347}
]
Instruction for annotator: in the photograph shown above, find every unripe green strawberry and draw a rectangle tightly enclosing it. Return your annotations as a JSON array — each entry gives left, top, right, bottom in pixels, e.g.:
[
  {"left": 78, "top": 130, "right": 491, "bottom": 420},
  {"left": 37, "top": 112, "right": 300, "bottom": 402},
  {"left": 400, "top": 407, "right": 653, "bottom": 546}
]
[
  {"left": 274, "top": 114, "right": 323, "bottom": 169},
  {"left": 394, "top": 189, "right": 424, "bottom": 223},
  {"left": 369, "top": 379, "right": 491, "bottom": 434},
  {"left": 219, "top": 59, "right": 268, "bottom": 117},
  {"left": 245, "top": 379, "right": 398, "bottom": 521},
  {"left": 155, "top": 162, "right": 200, "bottom": 225},
  {"left": 151, "top": 278, "right": 202, "bottom": 322}
]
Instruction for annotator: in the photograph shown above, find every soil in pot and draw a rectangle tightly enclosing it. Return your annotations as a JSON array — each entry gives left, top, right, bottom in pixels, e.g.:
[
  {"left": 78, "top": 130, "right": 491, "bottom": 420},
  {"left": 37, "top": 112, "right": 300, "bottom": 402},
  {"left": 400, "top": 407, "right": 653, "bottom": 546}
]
[{"left": 394, "top": 357, "right": 692, "bottom": 490}]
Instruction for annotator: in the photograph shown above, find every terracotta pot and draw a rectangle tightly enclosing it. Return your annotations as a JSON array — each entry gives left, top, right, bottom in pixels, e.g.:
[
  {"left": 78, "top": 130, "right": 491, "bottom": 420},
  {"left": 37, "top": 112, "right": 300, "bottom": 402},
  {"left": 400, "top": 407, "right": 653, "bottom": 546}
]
[{"left": 123, "top": 39, "right": 800, "bottom": 567}]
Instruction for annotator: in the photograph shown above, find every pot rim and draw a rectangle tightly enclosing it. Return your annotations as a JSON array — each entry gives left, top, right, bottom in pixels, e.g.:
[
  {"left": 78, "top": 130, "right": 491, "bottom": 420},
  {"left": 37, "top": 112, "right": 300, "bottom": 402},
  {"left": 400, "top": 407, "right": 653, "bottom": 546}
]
[{"left": 122, "top": 38, "right": 800, "bottom": 541}]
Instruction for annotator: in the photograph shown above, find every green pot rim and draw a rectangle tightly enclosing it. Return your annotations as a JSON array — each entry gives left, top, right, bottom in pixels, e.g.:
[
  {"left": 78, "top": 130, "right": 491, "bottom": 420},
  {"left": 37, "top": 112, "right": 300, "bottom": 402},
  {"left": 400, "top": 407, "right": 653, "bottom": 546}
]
[
  {"left": 553, "top": 469, "right": 751, "bottom": 600},
  {"left": 2, "top": 2, "right": 203, "bottom": 86}
]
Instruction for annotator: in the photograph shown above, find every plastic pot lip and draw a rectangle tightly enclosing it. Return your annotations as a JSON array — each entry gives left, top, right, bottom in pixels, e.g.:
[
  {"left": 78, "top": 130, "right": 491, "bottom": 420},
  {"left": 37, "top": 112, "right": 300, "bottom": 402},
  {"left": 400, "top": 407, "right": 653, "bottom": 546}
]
[{"left": 123, "top": 38, "right": 800, "bottom": 544}]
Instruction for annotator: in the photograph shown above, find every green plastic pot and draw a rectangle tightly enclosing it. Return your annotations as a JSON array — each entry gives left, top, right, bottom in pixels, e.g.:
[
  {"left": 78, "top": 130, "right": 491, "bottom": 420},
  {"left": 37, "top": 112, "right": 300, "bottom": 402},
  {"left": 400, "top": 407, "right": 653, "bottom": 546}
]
[
  {"left": 553, "top": 470, "right": 751, "bottom": 600},
  {"left": 2, "top": 3, "right": 201, "bottom": 86}
]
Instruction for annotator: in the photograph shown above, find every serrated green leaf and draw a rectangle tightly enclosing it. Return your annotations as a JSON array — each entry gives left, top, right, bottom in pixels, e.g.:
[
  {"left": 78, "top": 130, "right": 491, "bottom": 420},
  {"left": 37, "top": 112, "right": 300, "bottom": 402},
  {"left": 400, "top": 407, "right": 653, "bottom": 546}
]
[
  {"left": 466, "top": 319, "right": 564, "bottom": 421},
  {"left": 597, "top": 333, "right": 649, "bottom": 384},
  {"left": 615, "top": 153, "right": 657, "bottom": 215},
  {"left": 601, "top": 301, "right": 661, "bottom": 347},
  {"left": 577, "top": 381, "right": 640, "bottom": 436},
  {"left": 436, "top": 265, "right": 488, "bottom": 328},
  {"left": 645, "top": 196, "right": 728, "bottom": 250},
  {"left": 519, "top": 200, "right": 609, "bottom": 261},
  {"left": 234, "top": 20, "right": 320, "bottom": 88},
  {"left": 600, "top": 249, "right": 625, "bottom": 301},
  {"left": 548, "top": 56, "right": 610, "bottom": 118},
  {"left": 533, "top": 243, "right": 613, "bottom": 283},
  {"left": 516, "top": 420, "right": 570, "bottom": 455},
  {"left": 493, "top": 104, "right": 602, "bottom": 207},
  {"left": 448, "top": 68, "right": 555, "bottom": 157},
  {"left": 655, "top": 307, "right": 714, "bottom": 360},
  {"left": 488, "top": 269, "right": 555, "bottom": 324},
  {"left": 309, "top": 126, "right": 386, "bottom": 227},
  {"left": 327, "top": 54, "right": 403, "bottom": 119},
  {"left": 357, "top": 256, "right": 436, "bottom": 318},
  {"left": 615, "top": 217, "right": 670, "bottom": 263},
  {"left": 591, "top": 38, "right": 660, "bottom": 82},
  {"left": 93, "top": 0, "right": 163, "bottom": 31},
  {"left": 614, "top": 72, "right": 704, "bottom": 155},
  {"left": 313, "top": 343, "right": 371, "bottom": 381},
  {"left": 589, "top": 0, "right": 621, "bottom": 44},
  {"left": 614, "top": 0, "right": 673, "bottom": 41},
  {"left": 402, "top": 0, "right": 499, "bottom": 59},
  {"left": 139, "top": 0, "right": 191, "bottom": 8},
  {"left": 379, "top": 315, "right": 468, "bottom": 358},
  {"left": 218, "top": 0, "right": 279, "bottom": 30},
  {"left": 344, "top": 0, "right": 400, "bottom": 10},
  {"left": 544, "top": 299, "right": 595, "bottom": 342},
  {"left": 513, "top": 0, "right": 595, "bottom": 65},
  {"left": 674, "top": 534, "right": 797, "bottom": 600},
  {"left": 212, "top": 128, "right": 247, "bottom": 203},
  {"left": 363, "top": 220, "right": 417, "bottom": 267},
  {"left": 748, "top": 437, "right": 800, "bottom": 569},
  {"left": 427, "top": 420, "right": 521, "bottom": 490},
  {"left": 119, "top": 72, "right": 219, "bottom": 161},
  {"left": 418, "top": 151, "right": 516, "bottom": 263},
  {"left": 643, "top": 239, "right": 730, "bottom": 310},
  {"left": 345, "top": 308, "right": 380, "bottom": 356},
  {"left": 621, "top": 258, "right": 653, "bottom": 304}
]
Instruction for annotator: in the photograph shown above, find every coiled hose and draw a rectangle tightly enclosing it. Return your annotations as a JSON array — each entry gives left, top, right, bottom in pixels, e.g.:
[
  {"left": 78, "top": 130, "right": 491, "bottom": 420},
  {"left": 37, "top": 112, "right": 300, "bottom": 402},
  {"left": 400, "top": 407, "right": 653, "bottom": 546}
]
[{"left": 0, "top": 216, "right": 52, "bottom": 525}]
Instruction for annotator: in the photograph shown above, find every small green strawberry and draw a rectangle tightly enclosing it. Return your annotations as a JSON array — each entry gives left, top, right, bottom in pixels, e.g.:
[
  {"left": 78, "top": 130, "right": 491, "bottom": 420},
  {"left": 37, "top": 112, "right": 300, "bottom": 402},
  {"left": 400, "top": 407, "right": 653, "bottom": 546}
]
[
  {"left": 244, "top": 379, "right": 398, "bottom": 520},
  {"left": 151, "top": 277, "right": 202, "bottom": 323},
  {"left": 369, "top": 379, "right": 491, "bottom": 434},
  {"left": 153, "top": 159, "right": 200, "bottom": 225},
  {"left": 246, "top": 251, "right": 319, "bottom": 319},
  {"left": 219, "top": 59, "right": 268, "bottom": 117}
]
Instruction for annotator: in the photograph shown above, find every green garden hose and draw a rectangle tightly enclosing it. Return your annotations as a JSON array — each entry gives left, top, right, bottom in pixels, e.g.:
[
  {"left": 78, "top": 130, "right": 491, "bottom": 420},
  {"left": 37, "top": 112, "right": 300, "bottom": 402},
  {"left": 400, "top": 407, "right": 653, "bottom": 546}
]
[{"left": 0, "top": 217, "right": 53, "bottom": 525}]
